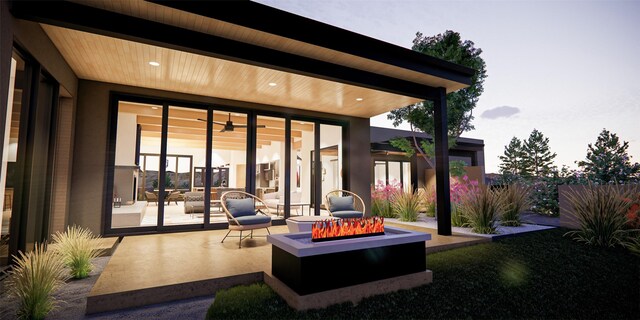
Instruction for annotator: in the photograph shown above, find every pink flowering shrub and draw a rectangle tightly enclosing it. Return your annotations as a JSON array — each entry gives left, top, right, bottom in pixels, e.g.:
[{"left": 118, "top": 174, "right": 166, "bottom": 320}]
[
  {"left": 371, "top": 179, "right": 402, "bottom": 218},
  {"left": 427, "top": 175, "right": 480, "bottom": 226}
]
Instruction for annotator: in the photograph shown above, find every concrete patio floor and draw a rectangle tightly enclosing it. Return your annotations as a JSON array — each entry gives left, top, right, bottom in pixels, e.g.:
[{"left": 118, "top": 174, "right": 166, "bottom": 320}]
[{"left": 86, "top": 223, "right": 487, "bottom": 314}]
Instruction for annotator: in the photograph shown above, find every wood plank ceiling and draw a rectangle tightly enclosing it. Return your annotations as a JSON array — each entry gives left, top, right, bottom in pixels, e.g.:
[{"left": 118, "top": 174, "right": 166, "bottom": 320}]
[
  {"left": 36, "top": 0, "right": 472, "bottom": 118},
  {"left": 68, "top": 0, "right": 466, "bottom": 93},
  {"left": 43, "top": 24, "right": 423, "bottom": 118}
]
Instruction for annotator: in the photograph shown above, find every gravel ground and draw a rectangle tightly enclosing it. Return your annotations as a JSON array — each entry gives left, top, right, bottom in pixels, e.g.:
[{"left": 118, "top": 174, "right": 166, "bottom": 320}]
[{"left": 1, "top": 256, "right": 214, "bottom": 320}]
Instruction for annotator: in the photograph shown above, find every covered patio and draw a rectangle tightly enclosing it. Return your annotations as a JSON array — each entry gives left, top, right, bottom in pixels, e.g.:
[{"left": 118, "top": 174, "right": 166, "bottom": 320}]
[{"left": 4, "top": 0, "right": 474, "bottom": 245}]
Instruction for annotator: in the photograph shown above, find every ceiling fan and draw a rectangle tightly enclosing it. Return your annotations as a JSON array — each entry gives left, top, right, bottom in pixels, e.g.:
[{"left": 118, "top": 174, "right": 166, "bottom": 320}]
[{"left": 198, "top": 113, "right": 265, "bottom": 132}]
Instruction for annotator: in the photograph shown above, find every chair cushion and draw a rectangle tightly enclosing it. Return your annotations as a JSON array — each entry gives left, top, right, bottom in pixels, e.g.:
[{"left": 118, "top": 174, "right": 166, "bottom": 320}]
[
  {"left": 226, "top": 198, "right": 256, "bottom": 218},
  {"left": 329, "top": 196, "right": 355, "bottom": 212},
  {"left": 331, "top": 210, "right": 363, "bottom": 219},
  {"left": 184, "top": 194, "right": 204, "bottom": 202},
  {"left": 184, "top": 202, "right": 205, "bottom": 214},
  {"left": 263, "top": 192, "right": 278, "bottom": 200},
  {"left": 234, "top": 215, "right": 271, "bottom": 225}
]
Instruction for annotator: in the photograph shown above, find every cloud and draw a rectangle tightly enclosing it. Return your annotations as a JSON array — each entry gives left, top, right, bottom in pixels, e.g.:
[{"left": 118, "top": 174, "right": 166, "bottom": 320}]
[{"left": 480, "top": 106, "right": 520, "bottom": 119}]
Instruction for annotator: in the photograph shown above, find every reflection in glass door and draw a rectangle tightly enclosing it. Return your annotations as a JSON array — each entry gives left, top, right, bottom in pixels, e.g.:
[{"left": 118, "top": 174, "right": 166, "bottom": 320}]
[
  {"left": 112, "top": 101, "right": 161, "bottom": 228},
  {"left": 164, "top": 106, "right": 206, "bottom": 226},
  {"left": 1, "top": 52, "right": 25, "bottom": 264},
  {"left": 210, "top": 110, "right": 247, "bottom": 223},
  {"left": 256, "top": 115, "right": 285, "bottom": 219},
  {"left": 291, "top": 120, "right": 314, "bottom": 217},
  {"left": 311, "top": 124, "right": 342, "bottom": 215}
]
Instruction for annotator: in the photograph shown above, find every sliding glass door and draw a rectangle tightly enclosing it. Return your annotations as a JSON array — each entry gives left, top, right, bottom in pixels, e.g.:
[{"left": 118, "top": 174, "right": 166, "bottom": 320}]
[
  {"left": 209, "top": 110, "right": 248, "bottom": 223},
  {"left": 107, "top": 96, "right": 347, "bottom": 234}
]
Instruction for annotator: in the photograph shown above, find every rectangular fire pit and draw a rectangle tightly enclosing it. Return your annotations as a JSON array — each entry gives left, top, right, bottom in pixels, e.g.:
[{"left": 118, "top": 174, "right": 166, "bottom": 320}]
[{"left": 267, "top": 226, "right": 431, "bottom": 295}]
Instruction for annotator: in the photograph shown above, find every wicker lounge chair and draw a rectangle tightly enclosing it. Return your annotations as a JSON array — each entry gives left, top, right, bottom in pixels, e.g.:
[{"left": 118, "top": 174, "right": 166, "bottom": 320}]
[
  {"left": 220, "top": 191, "right": 272, "bottom": 248},
  {"left": 324, "top": 189, "right": 366, "bottom": 218}
]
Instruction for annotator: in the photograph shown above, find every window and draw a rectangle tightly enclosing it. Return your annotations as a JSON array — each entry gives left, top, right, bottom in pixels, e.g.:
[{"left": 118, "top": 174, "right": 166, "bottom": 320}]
[
  {"left": 107, "top": 97, "right": 347, "bottom": 233},
  {"left": 373, "top": 160, "right": 412, "bottom": 191}
]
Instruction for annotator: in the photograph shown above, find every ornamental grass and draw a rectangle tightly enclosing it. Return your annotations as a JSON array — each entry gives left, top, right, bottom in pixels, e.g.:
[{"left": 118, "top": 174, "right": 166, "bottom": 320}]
[
  {"left": 564, "top": 184, "right": 639, "bottom": 247},
  {"left": 51, "top": 225, "right": 101, "bottom": 279},
  {"left": 391, "top": 188, "right": 422, "bottom": 222},
  {"left": 459, "top": 186, "right": 503, "bottom": 234},
  {"left": 6, "top": 243, "right": 70, "bottom": 320},
  {"left": 499, "top": 184, "right": 532, "bottom": 227}
]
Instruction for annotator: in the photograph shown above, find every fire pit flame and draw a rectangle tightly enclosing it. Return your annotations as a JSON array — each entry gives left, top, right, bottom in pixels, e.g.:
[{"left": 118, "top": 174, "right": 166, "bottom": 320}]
[{"left": 311, "top": 217, "right": 384, "bottom": 242}]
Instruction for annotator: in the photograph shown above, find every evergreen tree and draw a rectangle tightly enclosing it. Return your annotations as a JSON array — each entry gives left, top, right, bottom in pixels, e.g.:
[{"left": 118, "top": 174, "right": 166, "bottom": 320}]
[
  {"left": 577, "top": 129, "right": 640, "bottom": 183},
  {"left": 498, "top": 137, "right": 528, "bottom": 176},
  {"left": 523, "top": 129, "right": 556, "bottom": 177}
]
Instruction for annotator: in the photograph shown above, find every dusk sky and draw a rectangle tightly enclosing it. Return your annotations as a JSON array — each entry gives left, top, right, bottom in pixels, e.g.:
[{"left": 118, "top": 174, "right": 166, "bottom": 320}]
[{"left": 255, "top": 0, "right": 640, "bottom": 174}]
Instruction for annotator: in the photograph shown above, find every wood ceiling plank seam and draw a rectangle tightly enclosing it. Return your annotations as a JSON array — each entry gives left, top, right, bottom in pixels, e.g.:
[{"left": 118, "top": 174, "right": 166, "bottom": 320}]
[
  {"left": 196, "top": 54, "right": 211, "bottom": 88},
  {"left": 184, "top": 53, "right": 196, "bottom": 89},
  {"left": 125, "top": 40, "right": 139, "bottom": 85},
  {"left": 91, "top": 33, "right": 107, "bottom": 81},
  {"left": 193, "top": 54, "right": 209, "bottom": 89},
  {"left": 175, "top": 51, "right": 186, "bottom": 91},
  {"left": 130, "top": 0, "right": 139, "bottom": 18},
  {"left": 176, "top": 51, "right": 187, "bottom": 91}
]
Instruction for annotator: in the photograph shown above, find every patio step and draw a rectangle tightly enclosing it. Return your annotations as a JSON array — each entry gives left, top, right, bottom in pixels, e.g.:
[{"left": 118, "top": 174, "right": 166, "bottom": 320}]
[{"left": 86, "top": 272, "right": 263, "bottom": 314}]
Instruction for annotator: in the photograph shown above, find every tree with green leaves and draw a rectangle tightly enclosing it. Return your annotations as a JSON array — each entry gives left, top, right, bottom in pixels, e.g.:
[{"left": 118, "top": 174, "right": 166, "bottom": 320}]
[
  {"left": 523, "top": 129, "right": 556, "bottom": 177},
  {"left": 499, "top": 137, "right": 529, "bottom": 177},
  {"left": 387, "top": 30, "right": 487, "bottom": 172},
  {"left": 577, "top": 129, "right": 640, "bottom": 183}
]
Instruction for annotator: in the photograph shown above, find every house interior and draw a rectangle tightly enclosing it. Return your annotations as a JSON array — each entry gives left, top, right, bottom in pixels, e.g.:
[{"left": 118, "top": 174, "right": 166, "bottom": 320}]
[{"left": 111, "top": 101, "right": 343, "bottom": 228}]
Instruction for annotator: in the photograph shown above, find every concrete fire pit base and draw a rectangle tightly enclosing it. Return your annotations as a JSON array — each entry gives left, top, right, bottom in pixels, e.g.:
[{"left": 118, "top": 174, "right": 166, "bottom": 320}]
[
  {"left": 266, "top": 226, "right": 432, "bottom": 309},
  {"left": 265, "top": 269, "right": 432, "bottom": 311}
]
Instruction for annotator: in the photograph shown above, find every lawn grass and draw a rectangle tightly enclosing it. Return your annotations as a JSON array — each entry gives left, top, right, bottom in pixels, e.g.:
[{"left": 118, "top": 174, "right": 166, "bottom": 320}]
[{"left": 207, "top": 228, "right": 639, "bottom": 319}]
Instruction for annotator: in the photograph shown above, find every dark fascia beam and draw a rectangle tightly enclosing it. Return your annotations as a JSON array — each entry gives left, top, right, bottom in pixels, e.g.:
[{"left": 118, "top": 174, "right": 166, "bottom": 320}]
[
  {"left": 148, "top": 0, "right": 475, "bottom": 86},
  {"left": 10, "top": 0, "right": 441, "bottom": 101}
]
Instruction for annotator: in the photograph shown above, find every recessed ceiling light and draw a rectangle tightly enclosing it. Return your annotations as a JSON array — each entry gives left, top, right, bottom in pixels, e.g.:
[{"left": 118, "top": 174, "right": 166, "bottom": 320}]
[
  {"left": 268, "top": 82, "right": 277, "bottom": 87},
  {"left": 151, "top": 106, "right": 159, "bottom": 110},
  {"left": 149, "top": 61, "right": 160, "bottom": 67},
  {"left": 356, "top": 98, "right": 364, "bottom": 101}
]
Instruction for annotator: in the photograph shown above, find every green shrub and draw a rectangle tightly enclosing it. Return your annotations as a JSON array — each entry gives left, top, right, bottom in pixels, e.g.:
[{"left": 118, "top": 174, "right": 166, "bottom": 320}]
[
  {"left": 51, "top": 225, "right": 101, "bottom": 279},
  {"left": 424, "top": 200, "right": 436, "bottom": 217},
  {"left": 529, "top": 176, "right": 561, "bottom": 216},
  {"left": 623, "top": 234, "right": 640, "bottom": 256},
  {"left": 6, "top": 243, "right": 70, "bottom": 320},
  {"left": 460, "top": 186, "right": 503, "bottom": 234},
  {"left": 450, "top": 203, "right": 467, "bottom": 227},
  {"left": 391, "top": 189, "right": 422, "bottom": 222},
  {"left": 371, "top": 197, "right": 396, "bottom": 218},
  {"left": 499, "top": 184, "right": 532, "bottom": 227},
  {"left": 422, "top": 186, "right": 436, "bottom": 217},
  {"left": 564, "top": 184, "right": 639, "bottom": 247}
]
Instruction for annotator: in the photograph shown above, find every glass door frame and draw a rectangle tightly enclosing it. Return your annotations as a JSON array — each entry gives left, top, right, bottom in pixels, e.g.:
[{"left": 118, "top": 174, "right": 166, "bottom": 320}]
[
  {"left": 7, "top": 45, "right": 61, "bottom": 262},
  {"left": 105, "top": 93, "right": 349, "bottom": 235}
]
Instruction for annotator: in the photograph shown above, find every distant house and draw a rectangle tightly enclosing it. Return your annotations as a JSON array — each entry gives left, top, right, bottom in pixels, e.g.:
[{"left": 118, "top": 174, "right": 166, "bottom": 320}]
[{"left": 370, "top": 127, "right": 485, "bottom": 189}]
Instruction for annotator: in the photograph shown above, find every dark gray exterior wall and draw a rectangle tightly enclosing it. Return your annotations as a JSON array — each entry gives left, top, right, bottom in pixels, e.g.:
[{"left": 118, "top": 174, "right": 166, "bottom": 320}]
[
  {"left": 348, "top": 117, "right": 371, "bottom": 213},
  {"left": 70, "top": 80, "right": 372, "bottom": 234},
  {"left": 12, "top": 19, "right": 77, "bottom": 96},
  {"left": 1, "top": 18, "right": 79, "bottom": 179}
]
